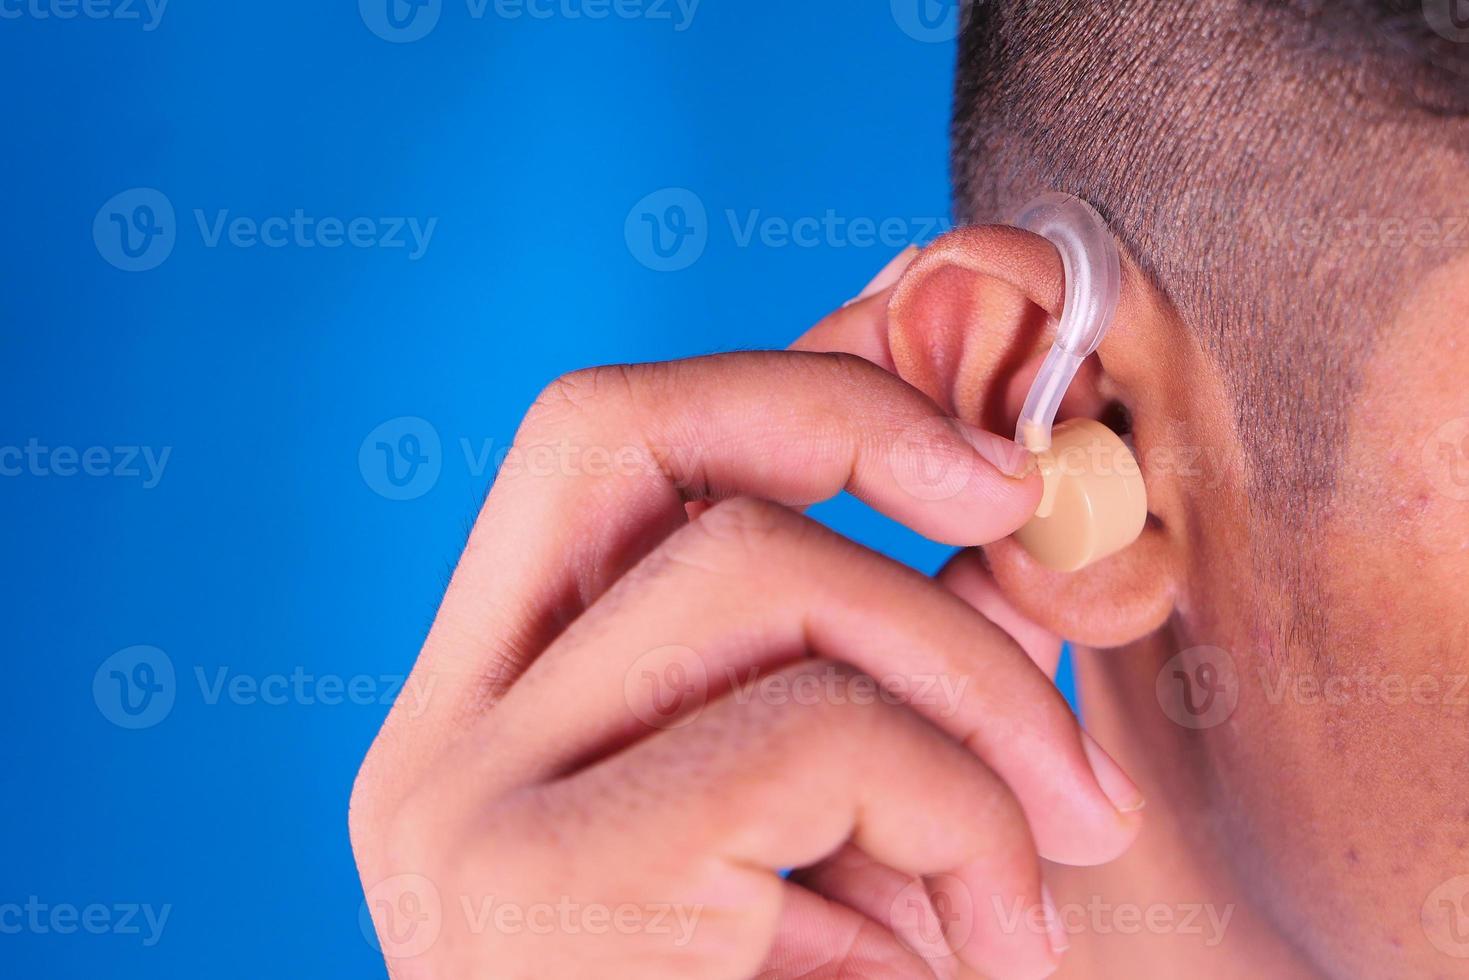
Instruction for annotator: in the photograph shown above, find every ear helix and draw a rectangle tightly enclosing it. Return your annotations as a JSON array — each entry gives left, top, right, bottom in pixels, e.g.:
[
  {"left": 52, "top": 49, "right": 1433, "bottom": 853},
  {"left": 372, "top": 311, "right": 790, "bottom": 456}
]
[{"left": 1007, "top": 194, "right": 1147, "bottom": 572}]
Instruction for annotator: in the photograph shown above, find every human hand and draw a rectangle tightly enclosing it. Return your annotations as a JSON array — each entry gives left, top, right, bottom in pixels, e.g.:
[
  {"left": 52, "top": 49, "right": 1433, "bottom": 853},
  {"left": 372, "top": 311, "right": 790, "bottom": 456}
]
[{"left": 350, "top": 249, "right": 1144, "bottom": 979}]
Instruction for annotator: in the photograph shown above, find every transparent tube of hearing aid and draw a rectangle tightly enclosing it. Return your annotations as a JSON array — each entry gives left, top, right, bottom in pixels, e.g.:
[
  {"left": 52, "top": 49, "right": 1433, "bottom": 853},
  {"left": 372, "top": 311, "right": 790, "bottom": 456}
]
[{"left": 1012, "top": 193, "right": 1122, "bottom": 452}]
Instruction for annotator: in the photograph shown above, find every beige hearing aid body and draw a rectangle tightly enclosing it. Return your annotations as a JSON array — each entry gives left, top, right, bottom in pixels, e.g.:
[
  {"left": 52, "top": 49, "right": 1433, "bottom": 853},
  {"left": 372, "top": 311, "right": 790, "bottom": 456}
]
[
  {"left": 1015, "top": 418, "right": 1147, "bottom": 572},
  {"left": 1008, "top": 195, "right": 1147, "bottom": 572}
]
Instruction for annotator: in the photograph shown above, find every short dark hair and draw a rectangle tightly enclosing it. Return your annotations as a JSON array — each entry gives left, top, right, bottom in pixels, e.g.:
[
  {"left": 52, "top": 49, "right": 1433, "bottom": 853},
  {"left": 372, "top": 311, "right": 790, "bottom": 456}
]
[{"left": 952, "top": 0, "right": 1468, "bottom": 547}]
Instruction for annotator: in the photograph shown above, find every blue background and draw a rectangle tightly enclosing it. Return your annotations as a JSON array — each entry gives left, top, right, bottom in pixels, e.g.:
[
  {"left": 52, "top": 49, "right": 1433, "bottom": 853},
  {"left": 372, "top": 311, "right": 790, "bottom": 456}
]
[{"left": 1, "top": 2, "right": 1071, "bottom": 975}]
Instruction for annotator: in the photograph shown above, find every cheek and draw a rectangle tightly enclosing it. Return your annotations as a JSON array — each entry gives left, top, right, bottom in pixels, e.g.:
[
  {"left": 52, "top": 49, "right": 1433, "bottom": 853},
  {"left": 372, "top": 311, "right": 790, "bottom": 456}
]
[
  {"left": 1332, "top": 247, "right": 1469, "bottom": 636},
  {"left": 1330, "top": 367, "right": 1469, "bottom": 646},
  {"left": 1208, "top": 667, "right": 1469, "bottom": 965}
]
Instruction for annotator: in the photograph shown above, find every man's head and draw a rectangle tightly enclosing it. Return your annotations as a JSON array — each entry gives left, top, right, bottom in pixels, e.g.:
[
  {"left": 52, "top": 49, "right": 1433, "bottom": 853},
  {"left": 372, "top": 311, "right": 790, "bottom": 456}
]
[
  {"left": 883, "top": 0, "right": 1469, "bottom": 973},
  {"left": 953, "top": 0, "right": 1468, "bottom": 537}
]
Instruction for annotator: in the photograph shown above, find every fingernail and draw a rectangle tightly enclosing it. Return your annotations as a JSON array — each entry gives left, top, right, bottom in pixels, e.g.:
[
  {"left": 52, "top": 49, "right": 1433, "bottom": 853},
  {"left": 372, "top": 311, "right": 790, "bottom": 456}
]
[
  {"left": 843, "top": 245, "right": 919, "bottom": 307},
  {"left": 1042, "top": 884, "right": 1070, "bottom": 955},
  {"left": 952, "top": 421, "right": 1036, "bottom": 479},
  {"left": 1081, "top": 731, "right": 1146, "bottom": 814}
]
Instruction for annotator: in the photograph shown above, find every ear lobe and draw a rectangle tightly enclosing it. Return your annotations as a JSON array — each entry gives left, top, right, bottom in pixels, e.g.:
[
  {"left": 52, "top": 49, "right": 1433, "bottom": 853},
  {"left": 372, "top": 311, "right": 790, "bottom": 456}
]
[{"left": 887, "top": 226, "right": 1181, "bottom": 649}]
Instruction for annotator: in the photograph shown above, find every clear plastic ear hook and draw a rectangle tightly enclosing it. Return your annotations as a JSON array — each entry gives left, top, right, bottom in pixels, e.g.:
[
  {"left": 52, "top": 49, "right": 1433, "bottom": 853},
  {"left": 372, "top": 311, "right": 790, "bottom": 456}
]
[{"left": 1011, "top": 193, "right": 1121, "bottom": 452}]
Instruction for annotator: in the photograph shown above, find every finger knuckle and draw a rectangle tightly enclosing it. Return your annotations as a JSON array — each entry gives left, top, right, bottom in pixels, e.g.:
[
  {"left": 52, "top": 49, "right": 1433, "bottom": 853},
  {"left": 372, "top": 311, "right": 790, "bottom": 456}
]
[
  {"left": 524, "top": 363, "right": 640, "bottom": 435},
  {"left": 352, "top": 786, "right": 446, "bottom": 897},
  {"left": 760, "top": 660, "right": 882, "bottom": 748},
  {"left": 806, "top": 350, "right": 924, "bottom": 438},
  {"left": 348, "top": 733, "right": 413, "bottom": 866},
  {"left": 346, "top": 757, "right": 383, "bottom": 860},
  {"left": 819, "top": 348, "right": 885, "bottom": 386},
  {"left": 682, "top": 496, "right": 801, "bottom": 558},
  {"left": 958, "top": 684, "right": 1079, "bottom": 782}
]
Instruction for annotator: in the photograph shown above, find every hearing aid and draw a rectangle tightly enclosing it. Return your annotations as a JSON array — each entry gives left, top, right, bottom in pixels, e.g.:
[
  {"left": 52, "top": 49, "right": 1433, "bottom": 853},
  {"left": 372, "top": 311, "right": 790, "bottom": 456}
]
[{"left": 1008, "top": 193, "right": 1147, "bottom": 572}]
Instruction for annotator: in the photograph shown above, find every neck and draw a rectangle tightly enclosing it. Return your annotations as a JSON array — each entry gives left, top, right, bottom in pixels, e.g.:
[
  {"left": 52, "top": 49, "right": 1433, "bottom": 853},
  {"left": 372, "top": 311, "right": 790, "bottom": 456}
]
[{"left": 1047, "top": 633, "right": 1322, "bottom": 979}]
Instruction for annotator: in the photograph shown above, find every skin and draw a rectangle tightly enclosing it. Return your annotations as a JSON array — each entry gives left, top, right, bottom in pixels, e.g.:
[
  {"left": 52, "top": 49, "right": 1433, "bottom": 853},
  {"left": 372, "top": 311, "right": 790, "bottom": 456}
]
[
  {"left": 944, "top": 2, "right": 1469, "bottom": 973},
  {"left": 349, "top": 245, "right": 1146, "bottom": 980},
  {"left": 350, "top": 216, "right": 1469, "bottom": 976},
  {"left": 1044, "top": 246, "right": 1469, "bottom": 979}
]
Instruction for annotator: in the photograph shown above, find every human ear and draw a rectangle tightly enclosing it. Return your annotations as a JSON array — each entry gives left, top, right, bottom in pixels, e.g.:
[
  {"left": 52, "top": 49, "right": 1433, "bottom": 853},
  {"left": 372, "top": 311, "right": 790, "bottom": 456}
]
[{"left": 886, "top": 224, "right": 1197, "bottom": 647}]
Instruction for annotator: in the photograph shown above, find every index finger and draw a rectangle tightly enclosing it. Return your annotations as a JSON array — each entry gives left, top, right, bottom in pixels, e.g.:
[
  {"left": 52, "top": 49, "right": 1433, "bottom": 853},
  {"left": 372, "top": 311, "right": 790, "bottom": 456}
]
[
  {"left": 791, "top": 251, "right": 1068, "bottom": 681},
  {"left": 354, "top": 353, "right": 1041, "bottom": 811}
]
